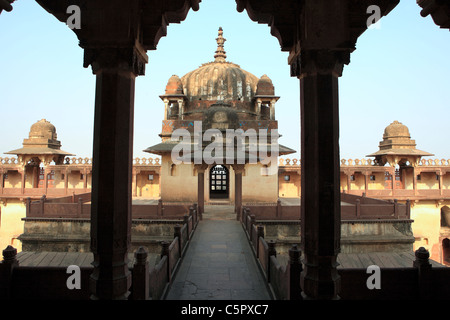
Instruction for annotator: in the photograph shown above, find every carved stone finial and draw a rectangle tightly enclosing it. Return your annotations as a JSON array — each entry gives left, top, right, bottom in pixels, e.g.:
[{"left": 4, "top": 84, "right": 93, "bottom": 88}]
[
  {"left": 134, "top": 246, "right": 148, "bottom": 265},
  {"left": 414, "top": 246, "right": 431, "bottom": 268},
  {"left": 214, "top": 27, "right": 227, "bottom": 62},
  {"left": 2, "top": 245, "right": 17, "bottom": 262},
  {"left": 289, "top": 244, "right": 301, "bottom": 264}
]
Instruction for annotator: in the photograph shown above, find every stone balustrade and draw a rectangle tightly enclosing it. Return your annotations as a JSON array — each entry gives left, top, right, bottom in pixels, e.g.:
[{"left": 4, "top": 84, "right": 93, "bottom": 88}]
[
  {"left": 0, "top": 157, "right": 162, "bottom": 166},
  {"left": 2, "top": 156, "right": 450, "bottom": 167},
  {"left": 279, "top": 158, "right": 450, "bottom": 167}
]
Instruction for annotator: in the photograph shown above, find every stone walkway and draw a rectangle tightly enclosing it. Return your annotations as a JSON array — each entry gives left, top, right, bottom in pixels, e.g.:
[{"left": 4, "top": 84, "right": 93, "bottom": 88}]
[{"left": 165, "top": 205, "right": 272, "bottom": 300}]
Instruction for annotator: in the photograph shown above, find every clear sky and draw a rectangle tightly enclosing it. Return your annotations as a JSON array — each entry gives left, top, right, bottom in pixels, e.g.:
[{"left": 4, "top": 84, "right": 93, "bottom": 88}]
[{"left": 1, "top": 0, "right": 449, "bottom": 162}]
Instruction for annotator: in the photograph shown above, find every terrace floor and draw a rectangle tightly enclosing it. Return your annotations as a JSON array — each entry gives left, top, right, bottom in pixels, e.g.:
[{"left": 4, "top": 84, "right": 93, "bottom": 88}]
[{"left": 165, "top": 205, "right": 272, "bottom": 300}]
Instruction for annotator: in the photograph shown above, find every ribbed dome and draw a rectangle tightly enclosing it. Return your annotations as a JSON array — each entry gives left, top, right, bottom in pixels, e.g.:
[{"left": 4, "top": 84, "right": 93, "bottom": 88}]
[
  {"left": 179, "top": 27, "right": 259, "bottom": 112},
  {"left": 383, "top": 120, "right": 410, "bottom": 139},
  {"left": 29, "top": 119, "right": 57, "bottom": 140},
  {"left": 181, "top": 61, "right": 258, "bottom": 106}
]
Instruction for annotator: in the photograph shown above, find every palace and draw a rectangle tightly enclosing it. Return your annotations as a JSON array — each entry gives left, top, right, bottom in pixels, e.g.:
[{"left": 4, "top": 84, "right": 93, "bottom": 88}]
[
  {"left": 1, "top": 29, "right": 449, "bottom": 268},
  {"left": 1, "top": 0, "right": 450, "bottom": 299}
]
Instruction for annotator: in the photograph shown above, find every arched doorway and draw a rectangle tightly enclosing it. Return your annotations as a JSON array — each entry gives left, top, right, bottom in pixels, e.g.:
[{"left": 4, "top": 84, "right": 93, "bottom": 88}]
[
  {"left": 441, "top": 206, "right": 450, "bottom": 227},
  {"left": 209, "top": 165, "right": 229, "bottom": 200}
]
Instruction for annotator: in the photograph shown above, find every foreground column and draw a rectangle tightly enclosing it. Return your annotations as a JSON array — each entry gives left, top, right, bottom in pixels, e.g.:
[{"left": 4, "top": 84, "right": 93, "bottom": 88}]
[
  {"left": 87, "top": 47, "right": 147, "bottom": 300},
  {"left": 298, "top": 50, "right": 344, "bottom": 300}
]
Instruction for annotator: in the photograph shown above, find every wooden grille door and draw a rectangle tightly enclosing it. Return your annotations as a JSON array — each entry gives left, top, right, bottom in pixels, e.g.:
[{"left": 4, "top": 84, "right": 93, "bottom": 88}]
[
  {"left": 38, "top": 167, "right": 45, "bottom": 188},
  {"left": 394, "top": 169, "right": 403, "bottom": 189},
  {"left": 38, "top": 168, "right": 55, "bottom": 188},
  {"left": 210, "top": 165, "right": 229, "bottom": 199}
]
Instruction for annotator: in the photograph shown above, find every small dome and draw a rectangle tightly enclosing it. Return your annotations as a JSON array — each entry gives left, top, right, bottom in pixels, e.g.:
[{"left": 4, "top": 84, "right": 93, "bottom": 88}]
[
  {"left": 383, "top": 120, "right": 410, "bottom": 139},
  {"left": 165, "top": 75, "right": 184, "bottom": 95},
  {"left": 256, "top": 74, "right": 275, "bottom": 96},
  {"left": 29, "top": 119, "right": 57, "bottom": 140}
]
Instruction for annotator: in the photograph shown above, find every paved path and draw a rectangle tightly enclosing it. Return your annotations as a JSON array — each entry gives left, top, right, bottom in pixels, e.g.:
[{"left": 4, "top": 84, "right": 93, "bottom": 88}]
[{"left": 165, "top": 206, "right": 272, "bottom": 300}]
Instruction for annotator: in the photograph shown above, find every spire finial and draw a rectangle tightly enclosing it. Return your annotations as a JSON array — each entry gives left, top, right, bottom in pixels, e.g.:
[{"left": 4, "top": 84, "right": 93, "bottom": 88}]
[{"left": 214, "top": 27, "right": 227, "bottom": 62}]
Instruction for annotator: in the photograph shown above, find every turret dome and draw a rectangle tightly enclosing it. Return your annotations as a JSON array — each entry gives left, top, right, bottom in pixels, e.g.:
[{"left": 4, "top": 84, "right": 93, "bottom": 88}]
[
  {"left": 29, "top": 119, "right": 57, "bottom": 140},
  {"left": 383, "top": 120, "right": 410, "bottom": 139}
]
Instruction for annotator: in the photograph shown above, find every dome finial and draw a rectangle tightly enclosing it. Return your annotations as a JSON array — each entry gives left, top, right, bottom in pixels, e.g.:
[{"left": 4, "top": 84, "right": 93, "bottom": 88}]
[{"left": 214, "top": 27, "right": 227, "bottom": 62}]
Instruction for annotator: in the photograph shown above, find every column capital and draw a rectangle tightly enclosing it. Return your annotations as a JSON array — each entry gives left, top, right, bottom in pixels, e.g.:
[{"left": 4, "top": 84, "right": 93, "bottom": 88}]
[
  {"left": 83, "top": 43, "right": 148, "bottom": 76},
  {"left": 290, "top": 49, "right": 351, "bottom": 78},
  {"left": 231, "top": 164, "right": 245, "bottom": 174},
  {"left": 194, "top": 163, "right": 209, "bottom": 173}
]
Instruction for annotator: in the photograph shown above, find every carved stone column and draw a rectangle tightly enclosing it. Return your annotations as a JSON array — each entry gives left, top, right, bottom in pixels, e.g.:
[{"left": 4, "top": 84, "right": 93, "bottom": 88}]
[
  {"left": 178, "top": 99, "right": 185, "bottom": 120},
  {"left": 64, "top": 168, "right": 69, "bottom": 194},
  {"left": 0, "top": 168, "right": 3, "bottom": 194},
  {"left": 194, "top": 164, "right": 208, "bottom": 220},
  {"left": 132, "top": 168, "right": 138, "bottom": 198},
  {"left": 86, "top": 46, "right": 148, "bottom": 300},
  {"left": 293, "top": 49, "right": 349, "bottom": 300},
  {"left": 20, "top": 169, "right": 25, "bottom": 195},
  {"left": 163, "top": 98, "right": 169, "bottom": 120},
  {"left": 232, "top": 164, "right": 245, "bottom": 221},
  {"left": 412, "top": 166, "right": 418, "bottom": 196},
  {"left": 44, "top": 167, "right": 49, "bottom": 194}
]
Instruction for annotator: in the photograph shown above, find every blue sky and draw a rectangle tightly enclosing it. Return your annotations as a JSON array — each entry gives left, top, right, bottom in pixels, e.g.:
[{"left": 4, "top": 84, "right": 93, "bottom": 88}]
[{"left": 0, "top": 0, "right": 449, "bottom": 162}]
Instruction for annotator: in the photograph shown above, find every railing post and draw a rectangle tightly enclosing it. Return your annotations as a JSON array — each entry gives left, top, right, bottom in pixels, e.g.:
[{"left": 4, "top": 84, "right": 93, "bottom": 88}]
[
  {"left": 131, "top": 247, "right": 149, "bottom": 300},
  {"left": 189, "top": 206, "right": 194, "bottom": 224},
  {"left": 394, "top": 199, "right": 399, "bottom": 218},
  {"left": 256, "top": 225, "right": 264, "bottom": 258},
  {"left": 267, "top": 240, "right": 276, "bottom": 282},
  {"left": 193, "top": 203, "right": 201, "bottom": 221},
  {"left": 174, "top": 224, "right": 182, "bottom": 258},
  {"left": 25, "top": 197, "right": 31, "bottom": 217},
  {"left": 245, "top": 207, "right": 250, "bottom": 224},
  {"left": 257, "top": 225, "right": 265, "bottom": 239},
  {"left": 0, "top": 245, "right": 18, "bottom": 299},
  {"left": 406, "top": 199, "right": 411, "bottom": 219},
  {"left": 289, "top": 244, "right": 303, "bottom": 300},
  {"left": 183, "top": 215, "right": 190, "bottom": 239},
  {"left": 77, "top": 197, "right": 83, "bottom": 217},
  {"left": 276, "top": 199, "right": 281, "bottom": 218},
  {"left": 355, "top": 199, "right": 361, "bottom": 219},
  {"left": 160, "top": 241, "right": 171, "bottom": 282},
  {"left": 193, "top": 207, "right": 198, "bottom": 225},
  {"left": 40, "top": 194, "right": 46, "bottom": 216},
  {"left": 413, "top": 247, "right": 432, "bottom": 299},
  {"left": 158, "top": 199, "right": 163, "bottom": 217},
  {"left": 250, "top": 214, "right": 256, "bottom": 241}
]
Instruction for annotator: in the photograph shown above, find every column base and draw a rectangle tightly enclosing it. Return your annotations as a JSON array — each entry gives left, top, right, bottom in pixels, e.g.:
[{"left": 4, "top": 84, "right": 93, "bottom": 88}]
[{"left": 300, "top": 254, "right": 341, "bottom": 300}]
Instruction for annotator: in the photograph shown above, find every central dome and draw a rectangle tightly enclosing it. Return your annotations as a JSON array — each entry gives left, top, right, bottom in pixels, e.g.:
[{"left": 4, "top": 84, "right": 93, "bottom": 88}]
[{"left": 180, "top": 27, "right": 259, "bottom": 112}]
